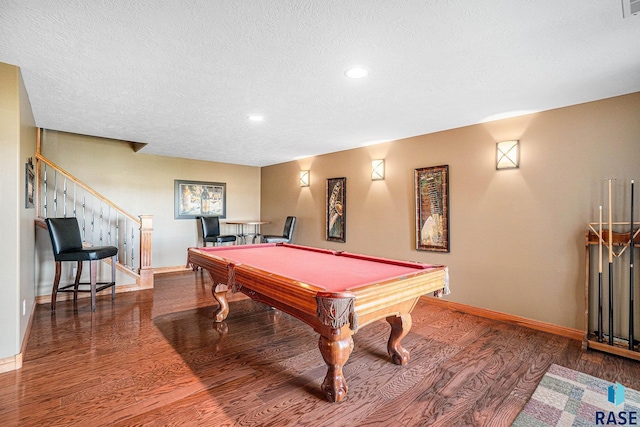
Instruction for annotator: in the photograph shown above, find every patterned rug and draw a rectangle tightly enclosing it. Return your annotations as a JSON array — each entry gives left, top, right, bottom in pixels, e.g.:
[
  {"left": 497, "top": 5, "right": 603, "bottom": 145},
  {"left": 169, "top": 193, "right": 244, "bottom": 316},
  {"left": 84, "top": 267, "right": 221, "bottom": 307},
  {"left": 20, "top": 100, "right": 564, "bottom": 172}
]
[{"left": 512, "top": 364, "right": 640, "bottom": 426}]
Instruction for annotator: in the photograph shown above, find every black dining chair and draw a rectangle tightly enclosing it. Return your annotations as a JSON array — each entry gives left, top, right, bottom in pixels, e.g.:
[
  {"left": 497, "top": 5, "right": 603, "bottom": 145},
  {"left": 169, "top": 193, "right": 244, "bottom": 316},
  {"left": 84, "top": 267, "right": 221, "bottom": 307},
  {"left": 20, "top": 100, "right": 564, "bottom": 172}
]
[
  {"left": 200, "top": 216, "right": 237, "bottom": 246},
  {"left": 45, "top": 217, "right": 118, "bottom": 312},
  {"left": 262, "top": 216, "right": 296, "bottom": 243}
]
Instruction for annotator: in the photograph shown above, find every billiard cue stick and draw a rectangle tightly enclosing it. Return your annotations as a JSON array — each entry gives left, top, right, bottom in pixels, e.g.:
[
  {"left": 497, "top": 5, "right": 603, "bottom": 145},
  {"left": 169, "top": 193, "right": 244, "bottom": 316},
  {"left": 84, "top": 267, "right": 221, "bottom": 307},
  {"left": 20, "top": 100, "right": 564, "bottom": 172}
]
[
  {"left": 630, "top": 179, "right": 635, "bottom": 350},
  {"left": 609, "top": 178, "right": 614, "bottom": 346},
  {"left": 598, "top": 205, "right": 604, "bottom": 342}
]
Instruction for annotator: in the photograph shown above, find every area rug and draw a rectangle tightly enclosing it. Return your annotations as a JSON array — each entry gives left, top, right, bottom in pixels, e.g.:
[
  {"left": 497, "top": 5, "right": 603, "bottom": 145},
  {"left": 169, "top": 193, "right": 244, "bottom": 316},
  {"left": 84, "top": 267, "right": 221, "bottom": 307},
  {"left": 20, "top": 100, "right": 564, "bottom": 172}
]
[{"left": 512, "top": 364, "right": 640, "bottom": 426}]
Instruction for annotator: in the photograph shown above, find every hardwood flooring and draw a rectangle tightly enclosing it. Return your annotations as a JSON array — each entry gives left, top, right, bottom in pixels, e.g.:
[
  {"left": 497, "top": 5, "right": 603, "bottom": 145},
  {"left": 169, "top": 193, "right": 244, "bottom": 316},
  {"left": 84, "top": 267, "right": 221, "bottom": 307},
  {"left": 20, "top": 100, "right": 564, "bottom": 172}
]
[{"left": 1, "top": 271, "right": 639, "bottom": 426}]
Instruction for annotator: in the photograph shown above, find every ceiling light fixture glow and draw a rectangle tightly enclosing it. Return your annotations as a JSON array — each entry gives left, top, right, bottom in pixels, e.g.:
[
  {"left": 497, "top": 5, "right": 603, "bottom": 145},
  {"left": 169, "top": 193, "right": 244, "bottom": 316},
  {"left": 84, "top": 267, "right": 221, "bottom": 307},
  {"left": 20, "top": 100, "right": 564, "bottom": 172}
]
[
  {"left": 248, "top": 115, "right": 264, "bottom": 122},
  {"left": 359, "top": 139, "right": 391, "bottom": 147},
  {"left": 345, "top": 67, "right": 369, "bottom": 79},
  {"left": 480, "top": 110, "right": 538, "bottom": 123}
]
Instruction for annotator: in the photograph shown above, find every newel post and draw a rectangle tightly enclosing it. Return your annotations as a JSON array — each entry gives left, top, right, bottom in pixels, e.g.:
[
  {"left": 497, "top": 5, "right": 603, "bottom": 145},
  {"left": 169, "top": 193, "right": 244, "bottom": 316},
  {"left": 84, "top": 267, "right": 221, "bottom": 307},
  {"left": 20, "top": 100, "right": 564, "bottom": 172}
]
[{"left": 139, "top": 215, "right": 154, "bottom": 289}]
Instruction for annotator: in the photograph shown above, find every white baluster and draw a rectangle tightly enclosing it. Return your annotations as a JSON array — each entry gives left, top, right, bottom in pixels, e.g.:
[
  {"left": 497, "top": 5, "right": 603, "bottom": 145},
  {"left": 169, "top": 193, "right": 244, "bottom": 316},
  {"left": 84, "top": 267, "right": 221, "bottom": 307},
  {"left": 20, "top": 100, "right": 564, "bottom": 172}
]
[
  {"left": 123, "top": 218, "right": 128, "bottom": 268},
  {"left": 43, "top": 165, "right": 48, "bottom": 218},
  {"left": 131, "top": 225, "right": 135, "bottom": 271},
  {"left": 107, "top": 206, "right": 111, "bottom": 245},
  {"left": 115, "top": 212, "right": 120, "bottom": 263},
  {"left": 99, "top": 202, "right": 103, "bottom": 245},
  {"left": 73, "top": 182, "right": 77, "bottom": 218},
  {"left": 91, "top": 196, "right": 95, "bottom": 245},
  {"left": 63, "top": 177, "right": 67, "bottom": 217},
  {"left": 53, "top": 171, "right": 58, "bottom": 217},
  {"left": 82, "top": 192, "right": 86, "bottom": 241}
]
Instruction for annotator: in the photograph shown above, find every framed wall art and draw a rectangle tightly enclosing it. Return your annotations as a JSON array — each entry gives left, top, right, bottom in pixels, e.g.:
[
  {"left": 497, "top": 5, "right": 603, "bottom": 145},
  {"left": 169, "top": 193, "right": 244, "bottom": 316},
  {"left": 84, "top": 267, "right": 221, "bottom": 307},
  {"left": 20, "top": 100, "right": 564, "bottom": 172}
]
[
  {"left": 326, "top": 177, "right": 346, "bottom": 242},
  {"left": 414, "top": 165, "right": 449, "bottom": 252},
  {"left": 174, "top": 180, "right": 226, "bottom": 219},
  {"left": 25, "top": 157, "right": 35, "bottom": 209}
]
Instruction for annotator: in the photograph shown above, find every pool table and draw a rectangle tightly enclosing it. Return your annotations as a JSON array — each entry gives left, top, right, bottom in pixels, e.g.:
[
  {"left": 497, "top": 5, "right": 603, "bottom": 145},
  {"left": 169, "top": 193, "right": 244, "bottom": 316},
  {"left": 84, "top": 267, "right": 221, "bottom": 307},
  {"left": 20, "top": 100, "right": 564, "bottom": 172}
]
[{"left": 186, "top": 243, "right": 449, "bottom": 402}]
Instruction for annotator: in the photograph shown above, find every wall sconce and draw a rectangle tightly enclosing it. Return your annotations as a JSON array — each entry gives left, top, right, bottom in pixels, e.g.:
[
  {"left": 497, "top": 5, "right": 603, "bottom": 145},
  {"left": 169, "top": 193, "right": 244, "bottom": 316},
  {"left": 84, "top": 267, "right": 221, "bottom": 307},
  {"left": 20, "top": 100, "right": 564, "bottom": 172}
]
[
  {"left": 300, "top": 170, "right": 310, "bottom": 187},
  {"left": 371, "top": 159, "right": 385, "bottom": 180},
  {"left": 496, "top": 140, "right": 520, "bottom": 169}
]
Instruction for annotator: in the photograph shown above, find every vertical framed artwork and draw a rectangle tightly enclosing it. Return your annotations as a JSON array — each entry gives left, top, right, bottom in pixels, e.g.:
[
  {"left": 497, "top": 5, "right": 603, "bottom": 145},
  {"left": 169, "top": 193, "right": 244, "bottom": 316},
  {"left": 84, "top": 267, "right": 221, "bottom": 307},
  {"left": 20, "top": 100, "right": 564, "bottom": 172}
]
[
  {"left": 174, "top": 180, "right": 226, "bottom": 219},
  {"left": 415, "top": 165, "right": 449, "bottom": 252},
  {"left": 25, "top": 158, "right": 35, "bottom": 209},
  {"left": 326, "top": 177, "right": 346, "bottom": 242}
]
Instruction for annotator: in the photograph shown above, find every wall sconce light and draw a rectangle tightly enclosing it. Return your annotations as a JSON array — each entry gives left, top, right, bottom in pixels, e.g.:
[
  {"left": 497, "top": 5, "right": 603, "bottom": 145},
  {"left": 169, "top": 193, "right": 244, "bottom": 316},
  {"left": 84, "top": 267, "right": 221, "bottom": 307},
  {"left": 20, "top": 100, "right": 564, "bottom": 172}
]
[
  {"left": 496, "top": 140, "right": 520, "bottom": 169},
  {"left": 300, "top": 170, "right": 310, "bottom": 187},
  {"left": 371, "top": 159, "right": 385, "bottom": 180}
]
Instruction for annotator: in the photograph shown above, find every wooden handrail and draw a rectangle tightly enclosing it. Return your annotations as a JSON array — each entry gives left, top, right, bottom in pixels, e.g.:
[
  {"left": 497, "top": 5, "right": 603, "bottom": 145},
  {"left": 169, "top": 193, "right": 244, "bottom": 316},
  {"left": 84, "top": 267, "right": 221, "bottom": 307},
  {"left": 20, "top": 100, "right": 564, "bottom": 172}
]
[
  {"left": 35, "top": 153, "right": 140, "bottom": 225},
  {"left": 36, "top": 130, "right": 154, "bottom": 289}
]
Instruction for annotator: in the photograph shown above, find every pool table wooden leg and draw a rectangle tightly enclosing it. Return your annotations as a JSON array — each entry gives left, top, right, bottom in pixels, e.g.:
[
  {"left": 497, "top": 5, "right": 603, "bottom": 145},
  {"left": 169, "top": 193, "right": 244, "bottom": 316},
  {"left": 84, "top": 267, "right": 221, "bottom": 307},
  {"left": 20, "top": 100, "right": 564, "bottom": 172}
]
[
  {"left": 386, "top": 313, "right": 412, "bottom": 365},
  {"left": 212, "top": 283, "right": 229, "bottom": 322},
  {"left": 318, "top": 334, "right": 353, "bottom": 403}
]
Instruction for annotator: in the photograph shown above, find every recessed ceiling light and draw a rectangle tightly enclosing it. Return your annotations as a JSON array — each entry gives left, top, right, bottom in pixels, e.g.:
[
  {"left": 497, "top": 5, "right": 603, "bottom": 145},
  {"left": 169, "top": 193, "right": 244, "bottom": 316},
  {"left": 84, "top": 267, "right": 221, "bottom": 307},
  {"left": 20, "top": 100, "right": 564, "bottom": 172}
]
[
  {"left": 345, "top": 67, "right": 369, "bottom": 79},
  {"left": 248, "top": 115, "right": 264, "bottom": 122}
]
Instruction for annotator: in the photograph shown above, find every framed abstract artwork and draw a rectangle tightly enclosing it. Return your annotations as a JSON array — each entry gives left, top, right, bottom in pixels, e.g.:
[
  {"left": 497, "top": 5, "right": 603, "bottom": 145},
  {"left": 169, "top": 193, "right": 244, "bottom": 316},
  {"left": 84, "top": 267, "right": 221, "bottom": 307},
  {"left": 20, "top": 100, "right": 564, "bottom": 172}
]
[
  {"left": 174, "top": 180, "right": 226, "bottom": 219},
  {"left": 25, "top": 158, "right": 35, "bottom": 209},
  {"left": 326, "top": 177, "right": 346, "bottom": 242},
  {"left": 414, "top": 165, "right": 449, "bottom": 252}
]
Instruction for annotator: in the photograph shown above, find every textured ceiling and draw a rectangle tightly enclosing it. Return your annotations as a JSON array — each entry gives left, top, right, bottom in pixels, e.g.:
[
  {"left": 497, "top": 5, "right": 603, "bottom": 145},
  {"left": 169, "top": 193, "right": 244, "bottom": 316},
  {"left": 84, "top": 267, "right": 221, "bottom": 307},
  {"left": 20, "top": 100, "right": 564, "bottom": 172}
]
[{"left": 1, "top": 1, "right": 639, "bottom": 166}]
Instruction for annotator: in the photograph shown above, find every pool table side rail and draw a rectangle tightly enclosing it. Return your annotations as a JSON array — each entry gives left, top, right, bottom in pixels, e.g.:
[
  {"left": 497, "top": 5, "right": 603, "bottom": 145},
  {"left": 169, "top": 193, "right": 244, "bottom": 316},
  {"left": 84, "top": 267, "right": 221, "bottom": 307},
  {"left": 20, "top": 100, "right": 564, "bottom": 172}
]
[
  {"left": 352, "top": 268, "right": 447, "bottom": 328},
  {"left": 187, "top": 247, "right": 447, "bottom": 333},
  {"left": 188, "top": 248, "right": 324, "bottom": 325}
]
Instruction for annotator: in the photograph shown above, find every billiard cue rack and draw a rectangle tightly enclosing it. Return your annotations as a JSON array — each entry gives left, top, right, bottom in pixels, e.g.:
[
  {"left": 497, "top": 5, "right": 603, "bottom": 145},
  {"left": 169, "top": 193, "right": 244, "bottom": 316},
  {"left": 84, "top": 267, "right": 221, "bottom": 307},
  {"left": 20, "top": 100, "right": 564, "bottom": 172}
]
[{"left": 584, "top": 179, "right": 640, "bottom": 360}]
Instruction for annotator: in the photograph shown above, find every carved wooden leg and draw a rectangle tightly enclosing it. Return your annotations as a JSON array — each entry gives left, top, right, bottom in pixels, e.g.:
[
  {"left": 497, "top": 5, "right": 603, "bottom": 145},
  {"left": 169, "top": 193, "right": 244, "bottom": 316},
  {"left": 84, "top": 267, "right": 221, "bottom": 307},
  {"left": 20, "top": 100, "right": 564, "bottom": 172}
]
[
  {"left": 386, "top": 314, "right": 412, "bottom": 365},
  {"left": 318, "top": 335, "right": 353, "bottom": 403},
  {"left": 212, "top": 283, "right": 230, "bottom": 322}
]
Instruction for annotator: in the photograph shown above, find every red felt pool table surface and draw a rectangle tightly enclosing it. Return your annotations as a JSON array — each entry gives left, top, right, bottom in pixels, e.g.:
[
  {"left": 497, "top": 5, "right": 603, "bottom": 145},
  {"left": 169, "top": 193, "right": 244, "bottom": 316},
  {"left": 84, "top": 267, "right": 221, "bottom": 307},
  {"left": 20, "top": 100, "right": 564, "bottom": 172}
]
[{"left": 195, "top": 243, "right": 439, "bottom": 293}]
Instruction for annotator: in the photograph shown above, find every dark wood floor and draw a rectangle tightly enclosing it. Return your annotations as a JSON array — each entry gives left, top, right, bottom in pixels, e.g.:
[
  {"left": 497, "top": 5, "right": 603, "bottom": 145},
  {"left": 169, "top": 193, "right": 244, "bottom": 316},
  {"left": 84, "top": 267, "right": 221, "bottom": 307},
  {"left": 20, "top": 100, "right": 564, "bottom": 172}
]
[{"left": 1, "top": 272, "right": 639, "bottom": 426}]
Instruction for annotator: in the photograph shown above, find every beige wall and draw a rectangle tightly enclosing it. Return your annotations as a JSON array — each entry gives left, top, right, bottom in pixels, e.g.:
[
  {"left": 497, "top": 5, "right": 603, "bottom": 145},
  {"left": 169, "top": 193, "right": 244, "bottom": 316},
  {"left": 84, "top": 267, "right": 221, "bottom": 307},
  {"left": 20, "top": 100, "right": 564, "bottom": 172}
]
[
  {"left": 0, "top": 62, "right": 36, "bottom": 361},
  {"left": 39, "top": 131, "right": 261, "bottom": 291},
  {"left": 261, "top": 92, "right": 640, "bottom": 330},
  {"left": 18, "top": 68, "right": 37, "bottom": 348},
  {"left": 0, "top": 63, "right": 20, "bottom": 360}
]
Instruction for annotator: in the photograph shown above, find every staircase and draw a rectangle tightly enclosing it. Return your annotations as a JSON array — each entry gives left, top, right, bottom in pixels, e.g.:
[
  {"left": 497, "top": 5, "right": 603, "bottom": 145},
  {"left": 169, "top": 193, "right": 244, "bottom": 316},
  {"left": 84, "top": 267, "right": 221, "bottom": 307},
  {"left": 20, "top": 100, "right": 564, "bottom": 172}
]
[{"left": 35, "top": 151, "right": 153, "bottom": 291}]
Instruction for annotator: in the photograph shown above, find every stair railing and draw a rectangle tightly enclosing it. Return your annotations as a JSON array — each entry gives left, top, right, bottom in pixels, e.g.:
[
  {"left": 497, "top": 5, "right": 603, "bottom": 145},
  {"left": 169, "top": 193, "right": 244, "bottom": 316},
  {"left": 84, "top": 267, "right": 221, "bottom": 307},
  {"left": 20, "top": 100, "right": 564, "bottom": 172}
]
[{"left": 35, "top": 152, "right": 153, "bottom": 289}]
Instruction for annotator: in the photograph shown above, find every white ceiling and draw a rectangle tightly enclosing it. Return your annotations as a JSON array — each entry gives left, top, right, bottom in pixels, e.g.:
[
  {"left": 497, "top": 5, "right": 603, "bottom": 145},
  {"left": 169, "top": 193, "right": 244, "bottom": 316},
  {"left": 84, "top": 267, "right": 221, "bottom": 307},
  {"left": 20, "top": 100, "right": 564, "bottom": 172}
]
[{"left": 1, "top": 1, "right": 639, "bottom": 167}]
